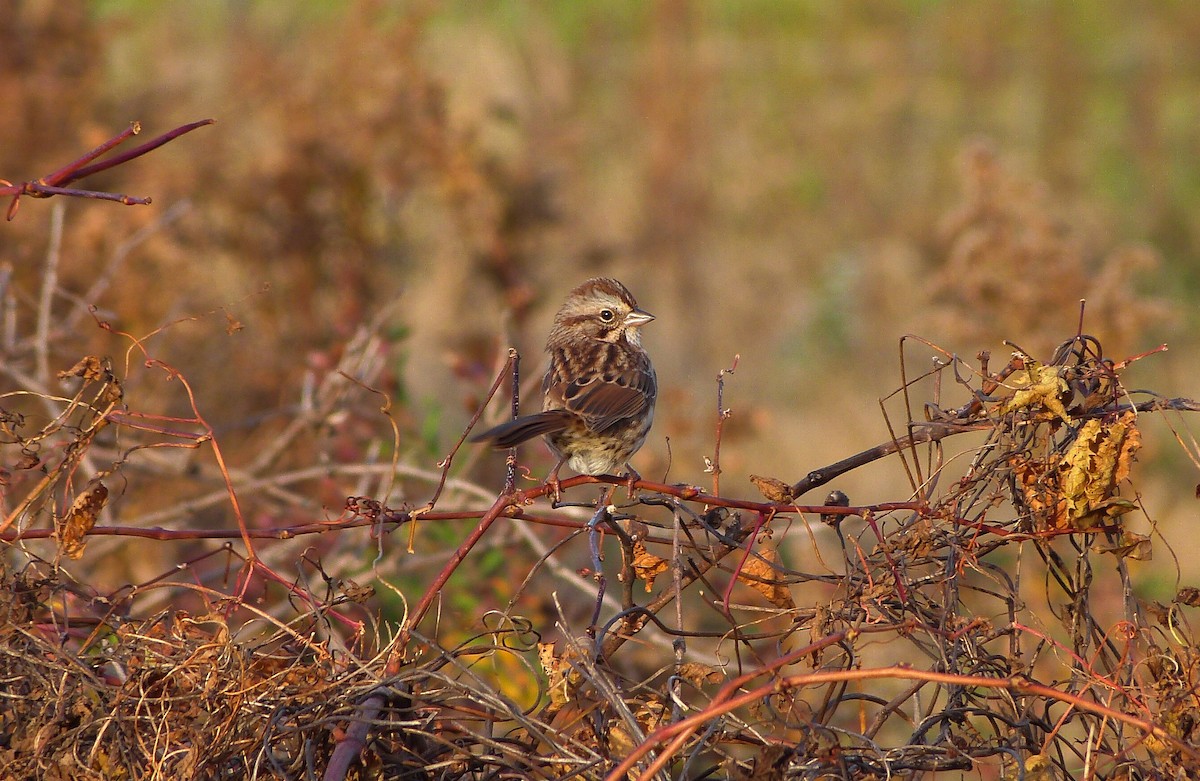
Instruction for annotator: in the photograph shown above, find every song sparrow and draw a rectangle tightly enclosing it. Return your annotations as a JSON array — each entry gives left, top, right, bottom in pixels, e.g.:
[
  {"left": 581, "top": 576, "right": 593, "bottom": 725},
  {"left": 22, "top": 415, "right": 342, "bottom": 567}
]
[{"left": 473, "top": 277, "right": 657, "bottom": 488}]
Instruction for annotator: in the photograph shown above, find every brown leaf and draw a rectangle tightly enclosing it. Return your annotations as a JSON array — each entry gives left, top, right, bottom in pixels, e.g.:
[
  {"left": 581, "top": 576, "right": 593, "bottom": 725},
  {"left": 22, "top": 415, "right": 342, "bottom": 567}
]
[
  {"left": 1112, "top": 412, "right": 1141, "bottom": 483},
  {"left": 1010, "top": 455, "right": 1068, "bottom": 531},
  {"left": 1001, "top": 363, "right": 1071, "bottom": 423},
  {"left": 57, "top": 355, "right": 108, "bottom": 381},
  {"left": 1177, "top": 587, "right": 1200, "bottom": 607},
  {"left": 1145, "top": 704, "right": 1200, "bottom": 761},
  {"left": 738, "top": 544, "right": 795, "bottom": 609},
  {"left": 677, "top": 662, "right": 724, "bottom": 687},
  {"left": 606, "top": 720, "right": 637, "bottom": 758},
  {"left": 56, "top": 482, "right": 107, "bottom": 559},
  {"left": 15, "top": 450, "right": 40, "bottom": 470},
  {"left": 1092, "top": 530, "right": 1152, "bottom": 560},
  {"left": 632, "top": 541, "right": 669, "bottom": 592},
  {"left": 1058, "top": 413, "right": 1140, "bottom": 530},
  {"left": 538, "top": 642, "right": 583, "bottom": 711},
  {"left": 1143, "top": 600, "right": 1173, "bottom": 626},
  {"left": 749, "top": 474, "right": 794, "bottom": 503},
  {"left": 339, "top": 579, "right": 375, "bottom": 603},
  {"left": 605, "top": 700, "right": 667, "bottom": 757}
]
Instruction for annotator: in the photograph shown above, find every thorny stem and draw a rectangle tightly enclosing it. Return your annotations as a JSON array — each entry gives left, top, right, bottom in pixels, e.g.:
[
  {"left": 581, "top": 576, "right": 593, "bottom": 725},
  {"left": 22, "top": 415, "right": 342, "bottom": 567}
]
[
  {"left": 586, "top": 499, "right": 612, "bottom": 637},
  {"left": 506, "top": 347, "right": 520, "bottom": 493},
  {"left": 709, "top": 355, "right": 738, "bottom": 497}
]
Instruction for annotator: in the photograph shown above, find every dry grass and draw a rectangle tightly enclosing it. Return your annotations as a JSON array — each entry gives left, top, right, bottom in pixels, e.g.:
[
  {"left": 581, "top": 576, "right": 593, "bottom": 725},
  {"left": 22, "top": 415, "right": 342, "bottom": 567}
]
[{"left": 2, "top": 303, "right": 1199, "bottom": 778}]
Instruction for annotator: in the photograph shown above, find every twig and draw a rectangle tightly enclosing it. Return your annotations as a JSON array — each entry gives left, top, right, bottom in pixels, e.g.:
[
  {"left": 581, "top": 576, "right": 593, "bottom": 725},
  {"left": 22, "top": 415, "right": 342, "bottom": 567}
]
[
  {"left": 416, "top": 348, "right": 517, "bottom": 515},
  {"left": 34, "top": 202, "right": 65, "bottom": 384},
  {"left": 708, "top": 355, "right": 738, "bottom": 496},
  {"left": 3, "top": 119, "right": 215, "bottom": 220},
  {"left": 506, "top": 347, "right": 521, "bottom": 493},
  {"left": 609, "top": 663, "right": 1200, "bottom": 780}
]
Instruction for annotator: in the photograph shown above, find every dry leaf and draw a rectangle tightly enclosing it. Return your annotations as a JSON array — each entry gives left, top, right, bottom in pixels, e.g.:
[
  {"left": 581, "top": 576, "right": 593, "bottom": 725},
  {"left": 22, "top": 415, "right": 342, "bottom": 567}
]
[
  {"left": 1177, "top": 587, "right": 1200, "bottom": 607},
  {"left": 339, "top": 579, "right": 375, "bottom": 603},
  {"left": 538, "top": 642, "right": 583, "bottom": 711},
  {"left": 738, "top": 544, "right": 795, "bottom": 609},
  {"left": 1144, "top": 705, "right": 1199, "bottom": 762},
  {"left": 1092, "top": 530, "right": 1152, "bottom": 560},
  {"left": 56, "top": 482, "right": 107, "bottom": 559},
  {"left": 1059, "top": 413, "right": 1140, "bottom": 529},
  {"left": 1001, "top": 363, "right": 1071, "bottom": 423},
  {"left": 634, "top": 699, "right": 667, "bottom": 732},
  {"left": 1143, "top": 600, "right": 1173, "bottom": 626},
  {"left": 632, "top": 541, "right": 669, "bottom": 592},
  {"left": 1010, "top": 455, "right": 1067, "bottom": 529},
  {"left": 749, "top": 474, "right": 794, "bottom": 503},
  {"left": 57, "top": 355, "right": 108, "bottom": 381},
  {"left": 15, "top": 450, "right": 40, "bottom": 470},
  {"left": 1003, "top": 753, "right": 1053, "bottom": 781},
  {"left": 1112, "top": 413, "right": 1141, "bottom": 483},
  {"left": 677, "top": 662, "right": 725, "bottom": 687},
  {"left": 606, "top": 720, "right": 637, "bottom": 757}
]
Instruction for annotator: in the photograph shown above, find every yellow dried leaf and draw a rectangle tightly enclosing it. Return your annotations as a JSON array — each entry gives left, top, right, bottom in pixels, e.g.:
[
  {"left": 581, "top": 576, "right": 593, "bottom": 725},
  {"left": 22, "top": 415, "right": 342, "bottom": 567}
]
[
  {"left": 1093, "top": 530, "right": 1152, "bottom": 560},
  {"left": 1002, "top": 364, "right": 1071, "bottom": 423},
  {"left": 607, "top": 720, "right": 636, "bottom": 757},
  {"left": 56, "top": 483, "right": 107, "bottom": 559},
  {"left": 538, "top": 642, "right": 582, "bottom": 711},
  {"left": 1144, "top": 705, "right": 1200, "bottom": 761},
  {"left": 1058, "top": 413, "right": 1140, "bottom": 529},
  {"left": 1112, "top": 412, "right": 1141, "bottom": 483},
  {"left": 1025, "top": 754, "right": 1053, "bottom": 781},
  {"left": 738, "top": 544, "right": 795, "bottom": 609},
  {"left": 632, "top": 541, "right": 669, "bottom": 592},
  {"left": 635, "top": 699, "right": 667, "bottom": 732},
  {"left": 604, "top": 700, "right": 666, "bottom": 758}
]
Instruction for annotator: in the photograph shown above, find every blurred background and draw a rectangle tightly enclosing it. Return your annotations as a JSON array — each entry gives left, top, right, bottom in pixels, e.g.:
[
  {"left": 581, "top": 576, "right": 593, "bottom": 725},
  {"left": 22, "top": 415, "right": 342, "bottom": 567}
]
[{"left": 2, "top": 1, "right": 1196, "bottom": 591}]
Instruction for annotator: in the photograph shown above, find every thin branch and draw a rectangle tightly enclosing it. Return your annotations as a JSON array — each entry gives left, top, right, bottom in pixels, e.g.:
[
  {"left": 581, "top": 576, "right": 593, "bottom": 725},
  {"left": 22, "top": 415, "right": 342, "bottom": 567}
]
[{"left": 3, "top": 119, "right": 214, "bottom": 220}]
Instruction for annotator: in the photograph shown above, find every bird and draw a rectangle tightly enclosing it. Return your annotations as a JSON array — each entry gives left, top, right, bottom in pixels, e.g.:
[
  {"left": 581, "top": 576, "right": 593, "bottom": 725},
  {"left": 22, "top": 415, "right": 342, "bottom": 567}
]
[{"left": 472, "top": 277, "right": 656, "bottom": 496}]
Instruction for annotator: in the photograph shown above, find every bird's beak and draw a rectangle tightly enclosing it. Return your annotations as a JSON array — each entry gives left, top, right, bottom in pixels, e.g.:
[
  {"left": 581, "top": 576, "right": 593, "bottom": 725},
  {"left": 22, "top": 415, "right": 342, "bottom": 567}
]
[{"left": 624, "top": 308, "right": 654, "bottom": 328}]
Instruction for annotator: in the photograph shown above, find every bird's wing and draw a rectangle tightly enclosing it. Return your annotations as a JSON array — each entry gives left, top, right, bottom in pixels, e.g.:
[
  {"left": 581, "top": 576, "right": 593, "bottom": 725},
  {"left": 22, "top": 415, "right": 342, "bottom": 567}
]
[{"left": 552, "top": 359, "right": 656, "bottom": 433}]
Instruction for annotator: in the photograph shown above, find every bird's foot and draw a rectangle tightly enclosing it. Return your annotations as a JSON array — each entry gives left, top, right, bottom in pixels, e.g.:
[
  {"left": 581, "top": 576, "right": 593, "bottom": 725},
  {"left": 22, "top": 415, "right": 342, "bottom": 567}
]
[
  {"left": 622, "top": 465, "right": 642, "bottom": 498},
  {"left": 546, "top": 460, "right": 566, "bottom": 507}
]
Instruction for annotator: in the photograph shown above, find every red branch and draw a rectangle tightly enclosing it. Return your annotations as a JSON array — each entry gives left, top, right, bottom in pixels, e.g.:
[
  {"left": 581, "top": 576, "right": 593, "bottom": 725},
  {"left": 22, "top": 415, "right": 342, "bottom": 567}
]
[{"left": 2, "top": 119, "right": 215, "bottom": 220}]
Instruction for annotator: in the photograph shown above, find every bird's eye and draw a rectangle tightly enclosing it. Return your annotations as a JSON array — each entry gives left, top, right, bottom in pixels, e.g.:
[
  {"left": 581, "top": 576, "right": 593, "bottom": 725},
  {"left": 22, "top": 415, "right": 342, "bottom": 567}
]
[{"left": 599, "top": 309, "right": 616, "bottom": 322}]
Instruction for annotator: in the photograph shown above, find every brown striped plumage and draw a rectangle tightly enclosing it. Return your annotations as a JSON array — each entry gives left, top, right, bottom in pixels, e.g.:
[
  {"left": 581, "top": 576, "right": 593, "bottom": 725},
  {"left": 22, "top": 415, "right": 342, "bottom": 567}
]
[{"left": 473, "top": 278, "right": 656, "bottom": 478}]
